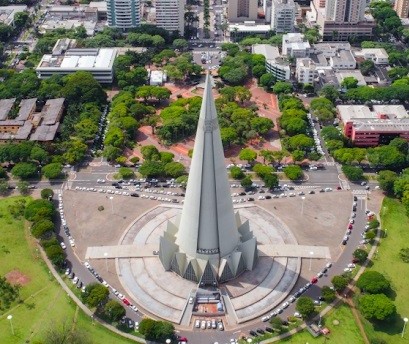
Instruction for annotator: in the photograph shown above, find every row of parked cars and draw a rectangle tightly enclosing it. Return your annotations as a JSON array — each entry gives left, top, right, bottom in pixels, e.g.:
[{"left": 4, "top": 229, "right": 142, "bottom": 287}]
[
  {"left": 58, "top": 193, "right": 75, "bottom": 248},
  {"left": 261, "top": 262, "right": 333, "bottom": 323},
  {"left": 194, "top": 318, "right": 224, "bottom": 331}
]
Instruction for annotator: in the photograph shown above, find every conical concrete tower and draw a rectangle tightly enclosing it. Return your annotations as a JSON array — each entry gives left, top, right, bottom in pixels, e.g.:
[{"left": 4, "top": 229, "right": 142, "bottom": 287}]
[{"left": 159, "top": 74, "right": 258, "bottom": 285}]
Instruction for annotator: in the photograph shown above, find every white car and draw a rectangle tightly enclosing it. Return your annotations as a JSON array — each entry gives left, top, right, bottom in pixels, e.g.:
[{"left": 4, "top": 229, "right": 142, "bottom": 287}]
[
  {"left": 347, "top": 263, "right": 356, "bottom": 268},
  {"left": 130, "top": 305, "right": 138, "bottom": 312},
  {"left": 60, "top": 242, "right": 67, "bottom": 250},
  {"left": 69, "top": 239, "right": 75, "bottom": 247},
  {"left": 72, "top": 277, "right": 79, "bottom": 284},
  {"left": 84, "top": 262, "right": 91, "bottom": 269},
  {"left": 102, "top": 280, "right": 109, "bottom": 287}
]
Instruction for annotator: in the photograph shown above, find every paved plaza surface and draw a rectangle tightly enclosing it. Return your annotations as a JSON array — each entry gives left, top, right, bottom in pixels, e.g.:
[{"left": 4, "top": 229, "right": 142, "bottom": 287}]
[{"left": 62, "top": 189, "right": 355, "bottom": 330}]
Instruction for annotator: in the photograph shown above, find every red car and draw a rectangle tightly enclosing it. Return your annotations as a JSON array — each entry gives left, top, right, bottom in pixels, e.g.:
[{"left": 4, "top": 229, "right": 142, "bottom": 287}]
[
  {"left": 348, "top": 224, "right": 353, "bottom": 230},
  {"left": 311, "top": 277, "right": 318, "bottom": 284},
  {"left": 123, "top": 298, "right": 130, "bottom": 306},
  {"left": 337, "top": 186, "right": 342, "bottom": 190},
  {"left": 352, "top": 258, "right": 359, "bottom": 263}
]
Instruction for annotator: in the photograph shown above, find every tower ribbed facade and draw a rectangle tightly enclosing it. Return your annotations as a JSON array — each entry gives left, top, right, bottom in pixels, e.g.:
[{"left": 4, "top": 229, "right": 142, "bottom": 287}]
[{"left": 107, "top": 0, "right": 140, "bottom": 29}]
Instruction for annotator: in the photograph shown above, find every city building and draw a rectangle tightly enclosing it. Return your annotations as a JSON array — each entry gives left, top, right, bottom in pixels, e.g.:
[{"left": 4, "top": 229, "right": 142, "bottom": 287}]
[
  {"left": 282, "top": 33, "right": 310, "bottom": 57},
  {"left": 36, "top": 39, "right": 117, "bottom": 84},
  {"left": 337, "top": 104, "right": 409, "bottom": 146},
  {"left": 329, "top": 50, "right": 356, "bottom": 69},
  {"left": 308, "top": 0, "right": 375, "bottom": 41},
  {"left": 395, "top": 0, "right": 409, "bottom": 19},
  {"left": 0, "top": 98, "right": 64, "bottom": 143},
  {"left": 159, "top": 75, "right": 258, "bottom": 285},
  {"left": 228, "top": 22, "right": 271, "bottom": 40},
  {"left": 149, "top": 70, "right": 166, "bottom": 86},
  {"left": 0, "top": 5, "right": 27, "bottom": 26},
  {"left": 155, "top": 0, "right": 185, "bottom": 35},
  {"left": 270, "top": 0, "right": 296, "bottom": 33},
  {"left": 106, "top": 0, "right": 140, "bottom": 29},
  {"left": 353, "top": 48, "right": 389, "bottom": 65},
  {"left": 296, "top": 57, "right": 318, "bottom": 84},
  {"left": 252, "top": 44, "right": 291, "bottom": 80},
  {"left": 335, "top": 70, "right": 367, "bottom": 88},
  {"left": 228, "top": 0, "right": 258, "bottom": 22}
]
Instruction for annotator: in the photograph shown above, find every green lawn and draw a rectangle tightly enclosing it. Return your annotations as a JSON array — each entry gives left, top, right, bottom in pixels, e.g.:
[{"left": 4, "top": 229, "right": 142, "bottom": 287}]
[
  {"left": 0, "top": 196, "right": 136, "bottom": 344},
  {"left": 356, "top": 197, "right": 409, "bottom": 343}
]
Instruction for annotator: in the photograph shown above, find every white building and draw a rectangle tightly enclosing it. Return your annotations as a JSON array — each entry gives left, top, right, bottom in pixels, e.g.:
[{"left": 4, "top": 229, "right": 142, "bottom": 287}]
[
  {"left": 228, "top": 22, "right": 271, "bottom": 39},
  {"left": 270, "top": 0, "right": 296, "bottom": 33},
  {"left": 36, "top": 39, "right": 117, "bottom": 84},
  {"left": 354, "top": 48, "right": 389, "bottom": 65},
  {"left": 149, "top": 70, "right": 166, "bottom": 86},
  {"left": 0, "top": 5, "right": 27, "bottom": 26},
  {"left": 252, "top": 44, "right": 291, "bottom": 80},
  {"left": 296, "top": 58, "right": 318, "bottom": 84},
  {"left": 107, "top": 0, "right": 140, "bottom": 29},
  {"left": 282, "top": 33, "right": 310, "bottom": 57},
  {"left": 228, "top": 0, "right": 258, "bottom": 22},
  {"left": 329, "top": 50, "right": 356, "bottom": 69},
  {"left": 335, "top": 70, "right": 367, "bottom": 88},
  {"left": 155, "top": 0, "right": 185, "bottom": 35}
]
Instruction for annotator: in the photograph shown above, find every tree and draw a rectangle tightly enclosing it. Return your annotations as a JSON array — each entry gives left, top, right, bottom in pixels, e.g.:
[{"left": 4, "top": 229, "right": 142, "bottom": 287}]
[
  {"left": 319, "top": 85, "right": 340, "bottom": 102},
  {"left": 173, "top": 38, "right": 188, "bottom": 51},
  {"left": 331, "top": 275, "right": 349, "bottom": 292},
  {"left": 17, "top": 181, "right": 29, "bottom": 195},
  {"left": 263, "top": 173, "right": 279, "bottom": 189},
  {"left": 32, "top": 219, "right": 54, "bottom": 238},
  {"left": 283, "top": 165, "right": 303, "bottom": 180},
  {"left": 369, "top": 219, "right": 380, "bottom": 229},
  {"left": 353, "top": 248, "right": 368, "bottom": 264},
  {"left": 41, "top": 188, "right": 54, "bottom": 200},
  {"left": 296, "top": 296, "right": 315, "bottom": 318},
  {"left": 138, "top": 161, "right": 165, "bottom": 177},
  {"left": 61, "top": 71, "right": 106, "bottom": 105},
  {"left": 341, "top": 77, "right": 359, "bottom": 90},
  {"left": 357, "top": 271, "right": 390, "bottom": 294},
  {"left": 118, "top": 167, "right": 134, "bottom": 179},
  {"left": 253, "top": 164, "right": 274, "bottom": 178},
  {"left": 273, "top": 81, "right": 292, "bottom": 95},
  {"left": 342, "top": 165, "right": 364, "bottom": 181},
  {"left": 239, "top": 148, "right": 257, "bottom": 163},
  {"left": 25, "top": 199, "right": 54, "bottom": 221},
  {"left": 287, "top": 134, "right": 314, "bottom": 152},
  {"left": 42, "top": 322, "right": 92, "bottom": 344},
  {"left": 399, "top": 248, "right": 409, "bottom": 263},
  {"left": 104, "top": 300, "right": 126, "bottom": 322},
  {"left": 358, "top": 294, "right": 396, "bottom": 321},
  {"left": 377, "top": 170, "right": 398, "bottom": 195},
  {"left": 30, "top": 146, "right": 49, "bottom": 164},
  {"left": 83, "top": 283, "right": 109, "bottom": 308},
  {"left": 283, "top": 117, "right": 307, "bottom": 136},
  {"left": 0, "top": 181, "right": 9, "bottom": 195},
  {"left": 141, "top": 145, "right": 160, "bottom": 161},
  {"left": 259, "top": 73, "right": 276, "bottom": 89},
  {"left": 230, "top": 166, "right": 245, "bottom": 179},
  {"left": 250, "top": 117, "right": 274, "bottom": 135},
  {"left": 164, "top": 162, "right": 186, "bottom": 178},
  {"left": 160, "top": 152, "right": 175, "bottom": 163},
  {"left": 44, "top": 244, "right": 65, "bottom": 267},
  {"left": 220, "top": 127, "right": 238, "bottom": 147},
  {"left": 321, "top": 286, "right": 336, "bottom": 303},
  {"left": 360, "top": 60, "right": 375, "bottom": 76},
  {"left": 241, "top": 176, "right": 253, "bottom": 188},
  {"left": 11, "top": 162, "right": 38, "bottom": 179},
  {"left": 42, "top": 163, "right": 63, "bottom": 179},
  {"left": 139, "top": 319, "right": 175, "bottom": 342}
]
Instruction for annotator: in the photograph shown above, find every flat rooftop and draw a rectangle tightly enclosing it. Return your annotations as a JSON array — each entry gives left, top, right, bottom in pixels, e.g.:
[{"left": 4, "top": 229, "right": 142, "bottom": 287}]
[
  {"left": 42, "top": 98, "right": 64, "bottom": 125},
  {"left": 0, "top": 98, "right": 16, "bottom": 121},
  {"left": 338, "top": 104, "right": 408, "bottom": 122},
  {"left": 38, "top": 48, "right": 117, "bottom": 70},
  {"left": 252, "top": 44, "right": 280, "bottom": 61},
  {"left": 335, "top": 70, "right": 366, "bottom": 87},
  {"left": 29, "top": 122, "right": 60, "bottom": 141}
]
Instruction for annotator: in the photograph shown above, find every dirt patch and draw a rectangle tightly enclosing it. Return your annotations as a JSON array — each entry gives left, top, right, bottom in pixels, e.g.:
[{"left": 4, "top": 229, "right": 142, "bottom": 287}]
[{"left": 6, "top": 269, "right": 31, "bottom": 285}]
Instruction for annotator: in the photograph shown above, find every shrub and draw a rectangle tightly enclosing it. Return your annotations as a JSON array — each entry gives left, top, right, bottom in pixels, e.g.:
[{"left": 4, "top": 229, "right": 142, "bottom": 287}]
[
  {"left": 41, "top": 188, "right": 54, "bottom": 200},
  {"left": 358, "top": 294, "right": 396, "bottom": 321},
  {"left": 331, "top": 275, "right": 349, "bottom": 292},
  {"left": 321, "top": 286, "right": 336, "bottom": 303},
  {"left": 353, "top": 248, "right": 368, "bottom": 263},
  {"left": 24, "top": 199, "right": 54, "bottom": 221},
  {"left": 230, "top": 166, "right": 245, "bottom": 180},
  {"left": 296, "top": 296, "right": 315, "bottom": 318},
  {"left": 44, "top": 244, "right": 65, "bottom": 267},
  {"left": 118, "top": 167, "right": 134, "bottom": 179},
  {"left": 399, "top": 247, "right": 409, "bottom": 263},
  {"left": 31, "top": 219, "right": 54, "bottom": 238}
]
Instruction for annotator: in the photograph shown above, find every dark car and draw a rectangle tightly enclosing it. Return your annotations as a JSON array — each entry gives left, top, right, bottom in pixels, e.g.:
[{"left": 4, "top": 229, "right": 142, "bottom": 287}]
[
  {"left": 309, "top": 190, "right": 315, "bottom": 194},
  {"left": 247, "top": 197, "right": 255, "bottom": 201},
  {"left": 115, "top": 185, "right": 122, "bottom": 189},
  {"left": 249, "top": 330, "right": 258, "bottom": 337},
  {"left": 319, "top": 189, "right": 325, "bottom": 192},
  {"left": 96, "top": 276, "right": 103, "bottom": 283},
  {"left": 256, "top": 328, "right": 265, "bottom": 334},
  {"left": 265, "top": 327, "right": 274, "bottom": 333},
  {"left": 353, "top": 196, "right": 358, "bottom": 201},
  {"left": 265, "top": 195, "right": 272, "bottom": 199},
  {"left": 239, "top": 192, "right": 246, "bottom": 196},
  {"left": 130, "top": 193, "right": 139, "bottom": 197},
  {"left": 342, "top": 239, "right": 348, "bottom": 245}
]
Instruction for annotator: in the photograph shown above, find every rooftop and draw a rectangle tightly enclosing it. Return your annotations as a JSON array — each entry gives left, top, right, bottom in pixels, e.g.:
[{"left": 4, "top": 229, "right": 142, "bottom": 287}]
[
  {"left": 0, "top": 5, "right": 27, "bottom": 25},
  {"left": 338, "top": 104, "right": 408, "bottom": 122},
  {"left": 355, "top": 48, "right": 388, "bottom": 59},
  {"left": 228, "top": 23, "right": 271, "bottom": 33},
  {"left": 0, "top": 98, "right": 16, "bottom": 121},
  {"left": 353, "top": 119, "right": 409, "bottom": 133},
  {"left": 252, "top": 44, "right": 281, "bottom": 61},
  {"left": 29, "top": 123, "right": 60, "bottom": 141},
  {"left": 16, "top": 98, "right": 37, "bottom": 121},
  {"left": 335, "top": 70, "right": 366, "bottom": 87},
  {"left": 42, "top": 98, "right": 64, "bottom": 125}
]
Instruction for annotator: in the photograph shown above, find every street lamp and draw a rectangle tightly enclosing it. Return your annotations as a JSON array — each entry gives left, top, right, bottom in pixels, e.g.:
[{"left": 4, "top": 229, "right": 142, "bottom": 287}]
[
  {"left": 109, "top": 196, "right": 114, "bottom": 214},
  {"left": 104, "top": 252, "right": 108, "bottom": 272},
  {"left": 7, "top": 315, "right": 14, "bottom": 335},
  {"left": 301, "top": 196, "right": 306, "bottom": 215},
  {"left": 402, "top": 317, "right": 408, "bottom": 338},
  {"left": 309, "top": 251, "right": 314, "bottom": 271}
]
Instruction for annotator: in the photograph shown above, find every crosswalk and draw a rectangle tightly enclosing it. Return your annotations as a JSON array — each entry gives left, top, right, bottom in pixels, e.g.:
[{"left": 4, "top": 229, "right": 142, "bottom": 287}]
[{"left": 352, "top": 189, "right": 368, "bottom": 195}]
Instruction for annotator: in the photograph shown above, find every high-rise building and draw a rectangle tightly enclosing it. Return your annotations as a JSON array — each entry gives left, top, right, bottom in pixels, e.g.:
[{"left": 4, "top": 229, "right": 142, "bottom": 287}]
[
  {"left": 394, "top": 0, "right": 409, "bottom": 18},
  {"left": 325, "top": 0, "right": 365, "bottom": 23},
  {"left": 156, "top": 0, "right": 185, "bottom": 35},
  {"left": 228, "top": 0, "right": 259, "bottom": 22},
  {"left": 270, "top": 0, "right": 296, "bottom": 33},
  {"left": 106, "top": 0, "right": 140, "bottom": 29},
  {"left": 159, "top": 75, "right": 258, "bottom": 285}
]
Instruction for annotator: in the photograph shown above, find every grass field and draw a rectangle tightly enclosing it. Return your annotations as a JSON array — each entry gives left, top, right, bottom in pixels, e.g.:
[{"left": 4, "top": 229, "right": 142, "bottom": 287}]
[
  {"left": 356, "top": 197, "right": 409, "bottom": 343},
  {"left": 0, "top": 196, "right": 136, "bottom": 344}
]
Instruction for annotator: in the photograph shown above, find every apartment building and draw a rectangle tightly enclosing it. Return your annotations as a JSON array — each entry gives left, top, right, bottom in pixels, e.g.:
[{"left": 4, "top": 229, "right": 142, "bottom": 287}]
[
  {"left": 270, "top": 0, "right": 296, "bottom": 33},
  {"left": 155, "top": 0, "right": 185, "bottom": 35},
  {"left": 252, "top": 44, "right": 291, "bottom": 80},
  {"left": 228, "top": 0, "right": 258, "bottom": 22},
  {"left": 107, "top": 0, "right": 140, "bottom": 29}
]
